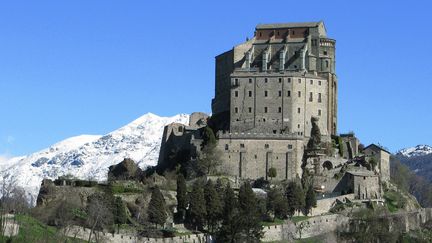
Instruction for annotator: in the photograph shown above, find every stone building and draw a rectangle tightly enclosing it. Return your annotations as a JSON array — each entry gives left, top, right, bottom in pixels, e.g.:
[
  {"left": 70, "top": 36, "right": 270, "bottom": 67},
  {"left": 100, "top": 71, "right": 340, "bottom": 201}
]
[
  {"left": 363, "top": 144, "right": 391, "bottom": 182},
  {"left": 210, "top": 21, "right": 337, "bottom": 180},
  {"left": 346, "top": 169, "right": 382, "bottom": 200},
  {"left": 211, "top": 21, "right": 337, "bottom": 137}
]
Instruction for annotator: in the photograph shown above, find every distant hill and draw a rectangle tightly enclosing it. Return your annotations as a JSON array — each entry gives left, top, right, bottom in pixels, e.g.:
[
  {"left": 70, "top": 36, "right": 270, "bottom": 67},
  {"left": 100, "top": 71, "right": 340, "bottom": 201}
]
[{"left": 396, "top": 145, "right": 432, "bottom": 182}]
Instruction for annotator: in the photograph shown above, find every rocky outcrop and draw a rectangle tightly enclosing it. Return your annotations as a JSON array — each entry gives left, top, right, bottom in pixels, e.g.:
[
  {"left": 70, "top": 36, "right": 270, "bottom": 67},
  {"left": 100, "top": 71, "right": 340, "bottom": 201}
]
[{"left": 108, "top": 158, "right": 144, "bottom": 181}]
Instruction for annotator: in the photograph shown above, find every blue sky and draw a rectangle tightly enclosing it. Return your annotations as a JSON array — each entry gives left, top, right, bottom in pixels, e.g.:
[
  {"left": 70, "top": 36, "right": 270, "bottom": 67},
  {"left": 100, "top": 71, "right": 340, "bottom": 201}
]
[{"left": 1, "top": 0, "right": 431, "bottom": 156}]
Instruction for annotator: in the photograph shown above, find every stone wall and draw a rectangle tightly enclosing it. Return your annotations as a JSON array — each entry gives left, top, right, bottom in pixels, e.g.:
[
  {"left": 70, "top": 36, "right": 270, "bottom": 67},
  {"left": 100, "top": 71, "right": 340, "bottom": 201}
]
[
  {"left": 217, "top": 132, "right": 304, "bottom": 180},
  {"left": 66, "top": 226, "right": 207, "bottom": 243}
]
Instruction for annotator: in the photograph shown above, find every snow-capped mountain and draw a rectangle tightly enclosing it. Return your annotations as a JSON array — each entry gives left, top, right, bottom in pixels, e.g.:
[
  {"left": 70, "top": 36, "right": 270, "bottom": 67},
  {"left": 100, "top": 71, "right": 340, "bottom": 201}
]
[
  {"left": 397, "top": 145, "right": 432, "bottom": 158},
  {"left": 0, "top": 113, "right": 189, "bottom": 205}
]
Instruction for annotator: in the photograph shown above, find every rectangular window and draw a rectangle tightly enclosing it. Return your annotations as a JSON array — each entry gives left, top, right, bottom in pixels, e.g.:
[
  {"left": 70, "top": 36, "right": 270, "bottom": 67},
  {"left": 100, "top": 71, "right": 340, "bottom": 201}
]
[
  {"left": 278, "top": 91, "right": 282, "bottom": 97},
  {"left": 298, "top": 79, "right": 301, "bottom": 83},
  {"left": 225, "top": 144, "right": 229, "bottom": 150},
  {"left": 240, "top": 144, "right": 245, "bottom": 148},
  {"left": 287, "top": 90, "right": 291, "bottom": 97},
  {"left": 309, "top": 92, "right": 313, "bottom": 102},
  {"left": 235, "top": 91, "right": 238, "bottom": 97},
  {"left": 297, "top": 108, "right": 301, "bottom": 113},
  {"left": 265, "top": 144, "right": 269, "bottom": 149},
  {"left": 265, "top": 78, "right": 268, "bottom": 83},
  {"left": 265, "top": 91, "right": 268, "bottom": 97},
  {"left": 248, "top": 107, "right": 252, "bottom": 113},
  {"left": 235, "top": 107, "right": 238, "bottom": 113},
  {"left": 278, "top": 107, "right": 282, "bottom": 113},
  {"left": 297, "top": 124, "right": 300, "bottom": 128},
  {"left": 248, "top": 91, "right": 252, "bottom": 97},
  {"left": 288, "top": 144, "right": 293, "bottom": 149},
  {"left": 249, "top": 78, "right": 252, "bottom": 83},
  {"left": 298, "top": 91, "right": 301, "bottom": 98},
  {"left": 318, "top": 109, "right": 322, "bottom": 116},
  {"left": 264, "top": 107, "right": 268, "bottom": 113},
  {"left": 288, "top": 78, "right": 291, "bottom": 83},
  {"left": 318, "top": 80, "right": 322, "bottom": 86},
  {"left": 279, "top": 78, "right": 282, "bottom": 83},
  {"left": 310, "top": 80, "right": 313, "bottom": 85},
  {"left": 318, "top": 93, "right": 322, "bottom": 103}
]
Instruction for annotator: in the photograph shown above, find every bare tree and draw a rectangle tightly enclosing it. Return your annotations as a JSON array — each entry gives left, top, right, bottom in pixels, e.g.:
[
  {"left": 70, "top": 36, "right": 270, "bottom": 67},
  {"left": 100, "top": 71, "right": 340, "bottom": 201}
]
[{"left": 86, "top": 193, "right": 113, "bottom": 243}]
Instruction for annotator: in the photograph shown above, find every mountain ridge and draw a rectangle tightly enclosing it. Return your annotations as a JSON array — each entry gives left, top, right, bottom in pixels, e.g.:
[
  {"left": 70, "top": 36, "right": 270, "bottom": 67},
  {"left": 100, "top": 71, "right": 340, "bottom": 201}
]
[{"left": 0, "top": 113, "right": 190, "bottom": 204}]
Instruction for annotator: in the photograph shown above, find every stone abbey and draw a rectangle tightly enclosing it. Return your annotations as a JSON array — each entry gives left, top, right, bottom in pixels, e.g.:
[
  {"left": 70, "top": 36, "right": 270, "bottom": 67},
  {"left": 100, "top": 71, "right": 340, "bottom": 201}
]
[{"left": 158, "top": 22, "right": 390, "bottom": 202}]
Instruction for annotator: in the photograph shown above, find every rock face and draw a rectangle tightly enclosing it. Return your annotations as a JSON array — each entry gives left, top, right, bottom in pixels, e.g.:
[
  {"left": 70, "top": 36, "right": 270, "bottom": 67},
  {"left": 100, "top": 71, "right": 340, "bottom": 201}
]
[{"left": 108, "top": 158, "right": 143, "bottom": 181}]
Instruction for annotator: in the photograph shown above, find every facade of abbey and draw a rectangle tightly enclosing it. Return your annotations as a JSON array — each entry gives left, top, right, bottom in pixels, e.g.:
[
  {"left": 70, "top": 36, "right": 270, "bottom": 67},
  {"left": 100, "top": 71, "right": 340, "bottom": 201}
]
[{"left": 158, "top": 22, "right": 390, "bottom": 201}]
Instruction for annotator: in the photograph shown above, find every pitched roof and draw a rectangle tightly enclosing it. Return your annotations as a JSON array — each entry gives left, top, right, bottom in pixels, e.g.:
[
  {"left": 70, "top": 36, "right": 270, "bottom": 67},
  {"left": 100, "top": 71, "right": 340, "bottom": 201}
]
[
  {"left": 364, "top": 144, "right": 391, "bottom": 154},
  {"left": 256, "top": 21, "right": 322, "bottom": 30}
]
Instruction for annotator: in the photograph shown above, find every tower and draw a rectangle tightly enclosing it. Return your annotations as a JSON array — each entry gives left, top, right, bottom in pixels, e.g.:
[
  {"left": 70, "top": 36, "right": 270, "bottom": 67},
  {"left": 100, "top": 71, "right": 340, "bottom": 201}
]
[{"left": 211, "top": 21, "right": 337, "bottom": 137}]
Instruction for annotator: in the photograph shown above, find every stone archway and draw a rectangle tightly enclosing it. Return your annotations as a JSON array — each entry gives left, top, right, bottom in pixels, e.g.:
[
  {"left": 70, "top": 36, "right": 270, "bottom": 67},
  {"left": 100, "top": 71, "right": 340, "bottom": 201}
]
[{"left": 322, "top": 160, "right": 333, "bottom": 170}]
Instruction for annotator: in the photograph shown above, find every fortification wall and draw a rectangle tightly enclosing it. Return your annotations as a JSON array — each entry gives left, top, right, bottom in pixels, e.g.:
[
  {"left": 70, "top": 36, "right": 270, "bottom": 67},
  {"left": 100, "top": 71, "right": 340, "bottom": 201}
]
[{"left": 66, "top": 226, "right": 206, "bottom": 243}]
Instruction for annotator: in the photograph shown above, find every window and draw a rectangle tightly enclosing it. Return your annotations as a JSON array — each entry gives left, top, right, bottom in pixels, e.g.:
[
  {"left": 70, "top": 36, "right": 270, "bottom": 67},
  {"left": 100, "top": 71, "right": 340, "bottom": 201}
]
[
  {"left": 254, "top": 155, "right": 257, "bottom": 159},
  {"left": 298, "top": 91, "right": 301, "bottom": 97},
  {"left": 298, "top": 79, "right": 301, "bottom": 83},
  {"left": 235, "top": 91, "right": 238, "bottom": 97},
  {"left": 249, "top": 78, "right": 252, "bottom": 83},
  {"left": 318, "top": 80, "right": 322, "bottom": 86},
  {"left": 259, "top": 32, "right": 262, "bottom": 37},
  {"left": 318, "top": 93, "right": 322, "bottom": 103},
  {"left": 310, "top": 80, "right": 313, "bottom": 85},
  {"left": 288, "top": 144, "right": 293, "bottom": 149},
  {"left": 288, "top": 78, "right": 291, "bottom": 83},
  {"left": 287, "top": 90, "right": 291, "bottom": 97},
  {"left": 265, "top": 91, "right": 268, "bottom": 97},
  {"left": 292, "top": 30, "right": 295, "bottom": 35},
  {"left": 278, "top": 91, "right": 282, "bottom": 97},
  {"left": 265, "top": 144, "right": 269, "bottom": 149},
  {"left": 297, "top": 107, "right": 301, "bottom": 113},
  {"left": 325, "top": 60, "right": 329, "bottom": 68},
  {"left": 235, "top": 107, "right": 238, "bottom": 113},
  {"left": 324, "top": 51, "right": 328, "bottom": 55},
  {"left": 225, "top": 144, "right": 229, "bottom": 150},
  {"left": 318, "top": 109, "right": 322, "bottom": 116},
  {"left": 279, "top": 78, "right": 282, "bottom": 83},
  {"left": 309, "top": 92, "right": 313, "bottom": 102},
  {"left": 278, "top": 107, "right": 282, "bottom": 113},
  {"left": 248, "top": 107, "right": 252, "bottom": 113},
  {"left": 265, "top": 78, "right": 268, "bottom": 83},
  {"left": 248, "top": 91, "right": 252, "bottom": 97},
  {"left": 264, "top": 107, "right": 268, "bottom": 113},
  {"left": 297, "top": 124, "right": 300, "bottom": 128},
  {"left": 240, "top": 143, "right": 245, "bottom": 148},
  {"left": 178, "top": 127, "right": 183, "bottom": 132}
]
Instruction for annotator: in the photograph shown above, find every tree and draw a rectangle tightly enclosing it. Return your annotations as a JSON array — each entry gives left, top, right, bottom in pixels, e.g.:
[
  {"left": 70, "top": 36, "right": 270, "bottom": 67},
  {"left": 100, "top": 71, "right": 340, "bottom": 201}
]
[
  {"left": 187, "top": 179, "right": 206, "bottom": 230},
  {"left": 147, "top": 187, "right": 167, "bottom": 228},
  {"left": 86, "top": 193, "right": 113, "bottom": 243},
  {"left": 304, "top": 184, "right": 317, "bottom": 216},
  {"left": 114, "top": 197, "right": 127, "bottom": 233},
  {"left": 197, "top": 144, "right": 223, "bottom": 175},
  {"left": 267, "top": 187, "right": 289, "bottom": 220},
  {"left": 204, "top": 180, "right": 223, "bottom": 234},
  {"left": 307, "top": 117, "right": 321, "bottom": 149},
  {"left": 217, "top": 182, "right": 241, "bottom": 243},
  {"left": 286, "top": 181, "right": 305, "bottom": 217},
  {"left": 176, "top": 173, "right": 188, "bottom": 222},
  {"left": 268, "top": 167, "right": 277, "bottom": 180},
  {"left": 237, "top": 182, "right": 263, "bottom": 242}
]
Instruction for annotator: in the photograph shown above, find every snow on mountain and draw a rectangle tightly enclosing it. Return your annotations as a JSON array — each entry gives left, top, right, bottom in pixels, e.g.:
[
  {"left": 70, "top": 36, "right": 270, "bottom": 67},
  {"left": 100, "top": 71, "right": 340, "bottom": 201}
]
[
  {"left": 397, "top": 145, "right": 432, "bottom": 158},
  {"left": 0, "top": 113, "right": 189, "bottom": 205}
]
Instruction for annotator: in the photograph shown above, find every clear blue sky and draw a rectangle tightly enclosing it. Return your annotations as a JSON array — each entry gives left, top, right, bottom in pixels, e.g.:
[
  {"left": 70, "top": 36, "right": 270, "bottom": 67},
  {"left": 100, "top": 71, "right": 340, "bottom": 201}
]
[{"left": 1, "top": 0, "right": 431, "bottom": 156}]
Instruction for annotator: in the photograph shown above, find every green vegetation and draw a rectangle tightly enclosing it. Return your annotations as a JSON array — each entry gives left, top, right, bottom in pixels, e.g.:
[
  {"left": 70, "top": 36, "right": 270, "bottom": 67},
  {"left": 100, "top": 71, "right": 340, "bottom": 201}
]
[
  {"left": 268, "top": 167, "right": 277, "bottom": 180},
  {"left": 110, "top": 182, "right": 143, "bottom": 194},
  {"left": 260, "top": 218, "right": 284, "bottom": 226},
  {"left": 3, "top": 214, "right": 84, "bottom": 243},
  {"left": 286, "top": 181, "right": 305, "bottom": 217},
  {"left": 291, "top": 215, "right": 310, "bottom": 223},
  {"left": 147, "top": 187, "right": 167, "bottom": 228},
  {"left": 384, "top": 190, "right": 407, "bottom": 212}
]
